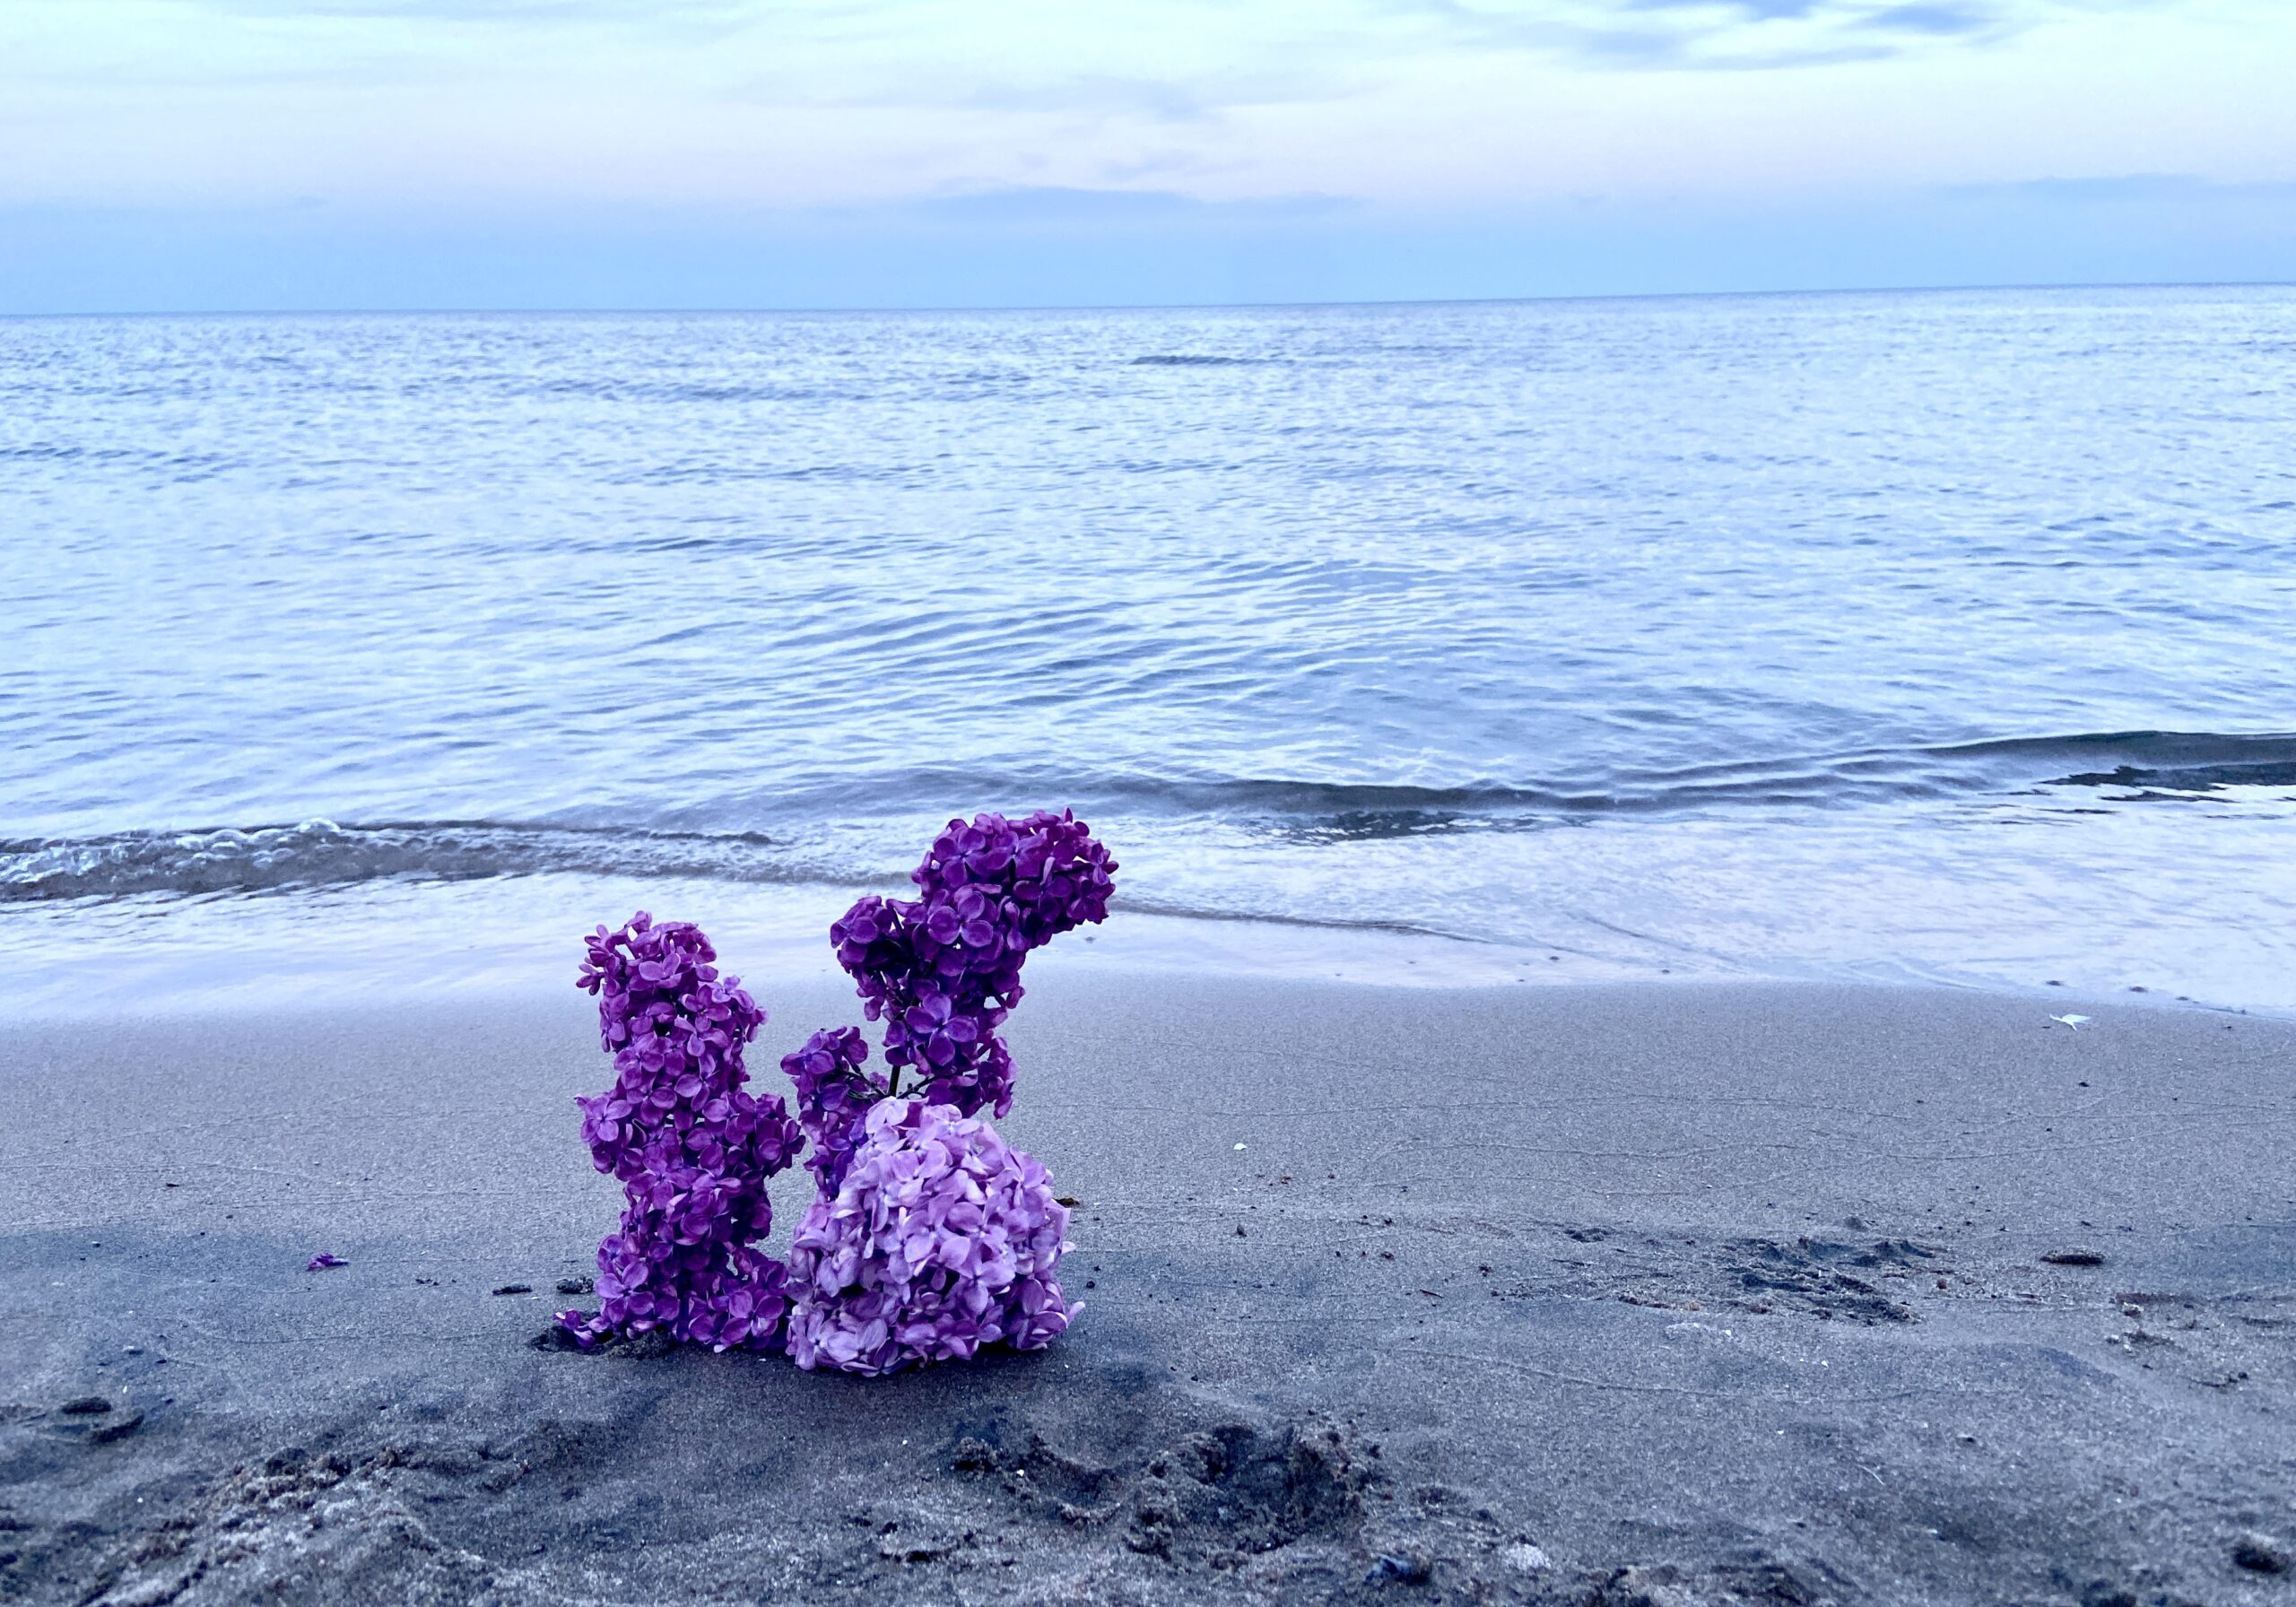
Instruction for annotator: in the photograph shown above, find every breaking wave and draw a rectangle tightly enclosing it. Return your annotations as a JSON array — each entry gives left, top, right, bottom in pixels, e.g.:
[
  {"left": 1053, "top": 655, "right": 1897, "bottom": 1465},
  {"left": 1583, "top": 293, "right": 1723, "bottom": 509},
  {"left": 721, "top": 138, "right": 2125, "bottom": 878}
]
[{"left": 7, "top": 731, "right": 2289, "bottom": 904}]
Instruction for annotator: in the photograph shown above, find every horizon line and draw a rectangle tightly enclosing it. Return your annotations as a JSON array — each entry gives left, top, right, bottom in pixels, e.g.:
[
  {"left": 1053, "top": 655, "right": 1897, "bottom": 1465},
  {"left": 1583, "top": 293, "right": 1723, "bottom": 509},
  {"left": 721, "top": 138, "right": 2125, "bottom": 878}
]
[{"left": 5, "top": 275, "right": 2292, "bottom": 321}]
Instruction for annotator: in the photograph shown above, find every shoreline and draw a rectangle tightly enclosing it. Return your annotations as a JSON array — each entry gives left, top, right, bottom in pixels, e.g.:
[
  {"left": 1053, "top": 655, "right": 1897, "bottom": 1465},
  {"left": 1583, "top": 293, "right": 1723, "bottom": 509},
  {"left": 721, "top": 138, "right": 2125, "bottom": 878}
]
[
  {"left": 4, "top": 975, "right": 2292, "bottom": 1603},
  {"left": 7, "top": 868, "right": 2288, "bottom": 1024}
]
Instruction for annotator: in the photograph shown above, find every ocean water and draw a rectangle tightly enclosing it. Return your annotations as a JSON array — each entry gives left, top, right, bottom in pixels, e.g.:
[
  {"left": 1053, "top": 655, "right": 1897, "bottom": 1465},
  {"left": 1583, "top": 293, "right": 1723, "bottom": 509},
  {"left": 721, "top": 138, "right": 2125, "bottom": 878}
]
[{"left": 4, "top": 287, "right": 2293, "bottom": 1012}]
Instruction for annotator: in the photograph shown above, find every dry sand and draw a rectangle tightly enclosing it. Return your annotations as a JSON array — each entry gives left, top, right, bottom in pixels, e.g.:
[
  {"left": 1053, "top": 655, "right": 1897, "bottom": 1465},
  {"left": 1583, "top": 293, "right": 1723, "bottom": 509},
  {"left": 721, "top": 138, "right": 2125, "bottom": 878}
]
[{"left": 3, "top": 977, "right": 2292, "bottom": 1605}]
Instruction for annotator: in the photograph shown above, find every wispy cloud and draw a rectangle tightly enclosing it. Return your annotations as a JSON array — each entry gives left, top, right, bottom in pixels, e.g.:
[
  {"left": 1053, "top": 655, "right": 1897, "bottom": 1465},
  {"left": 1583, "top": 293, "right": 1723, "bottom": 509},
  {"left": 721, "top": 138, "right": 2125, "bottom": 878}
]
[
  {"left": 12, "top": 0, "right": 2276, "bottom": 240},
  {"left": 1620, "top": 0, "right": 1831, "bottom": 19},
  {"left": 96, "top": 0, "right": 2168, "bottom": 100},
  {"left": 956, "top": 75, "right": 1217, "bottom": 124},
  {"left": 1940, "top": 172, "right": 2296, "bottom": 203},
  {"left": 838, "top": 185, "right": 1360, "bottom": 228},
  {"left": 152, "top": 0, "right": 2098, "bottom": 65},
  {"left": 1389, "top": 0, "right": 2136, "bottom": 69},
  {"left": 166, "top": 0, "right": 761, "bottom": 18},
  {"left": 1866, "top": 3, "right": 1997, "bottom": 35},
  {"left": 744, "top": 63, "right": 1367, "bottom": 126}
]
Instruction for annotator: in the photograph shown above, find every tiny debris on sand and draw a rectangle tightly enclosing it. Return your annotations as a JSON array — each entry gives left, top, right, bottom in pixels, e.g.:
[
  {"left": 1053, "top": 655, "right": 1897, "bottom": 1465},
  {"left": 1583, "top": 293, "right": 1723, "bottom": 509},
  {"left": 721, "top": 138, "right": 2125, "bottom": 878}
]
[
  {"left": 83, "top": 1411, "right": 145, "bottom": 1445},
  {"left": 1364, "top": 1550, "right": 1431, "bottom": 1584},
  {"left": 1501, "top": 1541, "right": 1552, "bottom": 1573},
  {"left": 2234, "top": 1533, "right": 2292, "bottom": 1575}
]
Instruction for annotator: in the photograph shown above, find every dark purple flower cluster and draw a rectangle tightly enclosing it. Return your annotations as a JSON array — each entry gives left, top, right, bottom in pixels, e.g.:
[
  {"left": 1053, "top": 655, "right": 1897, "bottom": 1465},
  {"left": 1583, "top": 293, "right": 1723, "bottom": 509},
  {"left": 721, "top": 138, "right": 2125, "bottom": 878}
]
[
  {"left": 780, "top": 1024, "right": 874, "bottom": 1194},
  {"left": 828, "top": 810, "right": 1116, "bottom": 1121},
  {"left": 561, "top": 913, "right": 802, "bottom": 1352},
  {"left": 785, "top": 1099, "right": 1075, "bottom": 1376}
]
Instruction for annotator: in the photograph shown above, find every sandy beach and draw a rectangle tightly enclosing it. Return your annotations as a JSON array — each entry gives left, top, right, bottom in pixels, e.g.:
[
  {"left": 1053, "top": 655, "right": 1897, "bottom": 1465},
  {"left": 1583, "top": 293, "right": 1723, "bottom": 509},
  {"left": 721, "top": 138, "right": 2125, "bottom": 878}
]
[{"left": 4, "top": 975, "right": 2292, "bottom": 1605}]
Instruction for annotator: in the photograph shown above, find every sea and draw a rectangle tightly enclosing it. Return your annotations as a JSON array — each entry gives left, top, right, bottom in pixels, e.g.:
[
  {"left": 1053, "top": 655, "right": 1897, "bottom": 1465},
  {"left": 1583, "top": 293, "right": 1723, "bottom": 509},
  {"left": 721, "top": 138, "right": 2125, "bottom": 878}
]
[{"left": 4, "top": 285, "right": 2292, "bottom": 1016}]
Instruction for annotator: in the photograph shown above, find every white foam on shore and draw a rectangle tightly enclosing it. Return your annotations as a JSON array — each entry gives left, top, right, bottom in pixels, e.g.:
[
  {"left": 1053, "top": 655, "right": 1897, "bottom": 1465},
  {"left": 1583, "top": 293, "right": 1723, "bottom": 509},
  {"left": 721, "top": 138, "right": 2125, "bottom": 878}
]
[
  {"left": 5, "top": 859, "right": 2280, "bottom": 1025},
  {"left": 0, "top": 873, "right": 1623, "bottom": 1021}
]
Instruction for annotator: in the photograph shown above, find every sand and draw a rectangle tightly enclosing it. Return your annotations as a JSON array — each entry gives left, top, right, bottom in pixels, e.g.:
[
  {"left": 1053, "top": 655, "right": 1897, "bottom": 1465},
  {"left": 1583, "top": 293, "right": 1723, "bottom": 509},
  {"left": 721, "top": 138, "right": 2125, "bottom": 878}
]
[{"left": 3, "top": 976, "right": 2292, "bottom": 1605}]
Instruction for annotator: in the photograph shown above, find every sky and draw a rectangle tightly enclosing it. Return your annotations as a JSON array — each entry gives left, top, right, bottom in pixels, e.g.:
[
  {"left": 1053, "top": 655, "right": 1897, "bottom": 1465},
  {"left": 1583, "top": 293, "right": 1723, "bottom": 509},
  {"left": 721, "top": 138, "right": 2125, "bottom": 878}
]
[{"left": 2, "top": 0, "right": 2292, "bottom": 310}]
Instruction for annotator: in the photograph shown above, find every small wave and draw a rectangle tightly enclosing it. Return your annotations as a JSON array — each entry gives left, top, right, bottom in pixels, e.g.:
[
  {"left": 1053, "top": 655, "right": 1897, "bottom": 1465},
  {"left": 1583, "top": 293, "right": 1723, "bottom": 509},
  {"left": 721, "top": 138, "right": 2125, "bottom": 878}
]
[
  {"left": 528, "top": 377, "right": 823, "bottom": 404},
  {"left": 973, "top": 731, "right": 2296, "bottom": 831},
  {"left": 1109, "top": 892, "right": 1485, "bottom": 944},
  {"left": 9, "top": 731, "right": 2288, "bottom": 906},
  {"left": 1127, "top": 354, "right": 1264, "bottom": 367},
  {"left": 0, "top": 821, "right": 867, "bottom": 905},
  {"left": 1949, "top": 728, "right": 2295, "bottom": 799},
  {"left": 2061, "top": 762, "right": 2296, "bottom": 791}
]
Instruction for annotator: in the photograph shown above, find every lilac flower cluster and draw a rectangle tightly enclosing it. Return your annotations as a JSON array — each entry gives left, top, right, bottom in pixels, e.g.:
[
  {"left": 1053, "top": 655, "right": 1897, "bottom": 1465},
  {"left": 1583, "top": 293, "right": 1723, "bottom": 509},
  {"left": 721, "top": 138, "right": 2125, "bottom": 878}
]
[
  {"left": 558, "top": 813, "right": 1114, "bottom": 1377},
  {"left": 561, "top": 913, "right": 802, "bottom": 1352},
  {"left": 776, "top": 812, "right": 1112, "bottom": 1375},
  {"left": 780, "top": 1024, "right": 874, "bottom": 1194},
  {"left": 827, "top": 810, "right": 1116, "bottom": 1121},
  {"left": 783, "top": 1099, "right": 1075, "bottom": 1376}
]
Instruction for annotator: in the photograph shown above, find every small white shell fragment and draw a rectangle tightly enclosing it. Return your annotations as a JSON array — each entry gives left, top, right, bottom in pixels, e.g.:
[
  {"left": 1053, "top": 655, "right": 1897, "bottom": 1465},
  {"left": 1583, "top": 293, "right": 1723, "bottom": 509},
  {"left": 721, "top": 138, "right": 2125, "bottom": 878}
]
[{"left": 1501, "top": 1542, "right": 1552, "bottom": 1573}]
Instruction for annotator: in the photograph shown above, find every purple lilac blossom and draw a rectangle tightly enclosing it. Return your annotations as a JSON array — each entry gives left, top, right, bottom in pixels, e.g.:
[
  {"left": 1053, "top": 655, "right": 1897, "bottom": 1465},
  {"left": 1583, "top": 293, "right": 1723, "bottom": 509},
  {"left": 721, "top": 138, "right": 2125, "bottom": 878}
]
[
  {"left": 778, "top": 811, "right": 1111, "bottom": 1376},
  {"left": 780, "top": 1025, "right": 878, "bottom": 1195},
  {"left": 825, "top": 810, "right": 1116, "bottom": 1121},
  {"left": 559, "top": 912, "right": 802, "bottom": 1352},
  {"left": 785, "top": 1099, "right": 1076, "bottom": 1377}
]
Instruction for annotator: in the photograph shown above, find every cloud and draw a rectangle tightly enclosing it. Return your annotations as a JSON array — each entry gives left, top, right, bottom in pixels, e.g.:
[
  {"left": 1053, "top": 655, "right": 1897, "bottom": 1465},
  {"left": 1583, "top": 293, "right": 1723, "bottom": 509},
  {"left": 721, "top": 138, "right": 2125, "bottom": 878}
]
[
  {"left": 857, "top": 186, "right": 1359, "bottom": 229},
  {"left": 956, "top": 75, "right": 1216, "bottom": 124},
  {"left": 1941, "top": 173, "right": 2296, "bottom": 203},
  {"left": 152, "top": 0, "right": 2089, "bottom": 67},
  {"left": 1560, "top": 25, "right": 1895, "bottom": 67},
  {"left": 754, "top": 64, "right": 1369, "bottom": 126},
  {"left": 165, "top": 0, "right": 760, "bottom": 17},
  {"left": 1867, "top": 2, "right": 1995, "bottom": 33},
  {"left": 1387, "top": 0, "right": 2133, "bottom": 69},
  {"left": 1622, "top": 0, "right": 1831, "bottom": 18}
]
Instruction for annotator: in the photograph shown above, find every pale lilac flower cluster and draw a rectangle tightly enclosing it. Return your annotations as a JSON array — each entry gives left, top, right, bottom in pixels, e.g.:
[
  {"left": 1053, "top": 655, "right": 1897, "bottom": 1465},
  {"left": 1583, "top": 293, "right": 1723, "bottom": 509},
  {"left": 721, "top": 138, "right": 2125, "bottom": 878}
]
[
  {"left": 783, "top": 1099, "right": 1075, "bottom": 1376},
  {"left": 560, "top": 913, "right": 802, "bottom": 1352},
  {"left": 828, "top": 810, "right": 1117, "bottom": 1120}
]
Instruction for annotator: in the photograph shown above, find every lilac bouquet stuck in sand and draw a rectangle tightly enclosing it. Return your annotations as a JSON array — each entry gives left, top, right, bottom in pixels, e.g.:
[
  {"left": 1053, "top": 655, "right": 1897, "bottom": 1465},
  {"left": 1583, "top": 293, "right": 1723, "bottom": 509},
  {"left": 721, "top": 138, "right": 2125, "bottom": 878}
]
[{"left": 559, "top": 810, "right": 1117, "bottom": 1377}]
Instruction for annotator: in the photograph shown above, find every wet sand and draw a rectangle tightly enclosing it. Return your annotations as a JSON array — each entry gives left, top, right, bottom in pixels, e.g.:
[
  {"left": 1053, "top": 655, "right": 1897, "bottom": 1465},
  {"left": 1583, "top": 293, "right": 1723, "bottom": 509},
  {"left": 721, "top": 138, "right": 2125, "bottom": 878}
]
[{"left": 3, "top": 977, "right": 2292, "bottom": 1605}]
